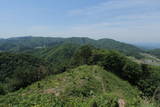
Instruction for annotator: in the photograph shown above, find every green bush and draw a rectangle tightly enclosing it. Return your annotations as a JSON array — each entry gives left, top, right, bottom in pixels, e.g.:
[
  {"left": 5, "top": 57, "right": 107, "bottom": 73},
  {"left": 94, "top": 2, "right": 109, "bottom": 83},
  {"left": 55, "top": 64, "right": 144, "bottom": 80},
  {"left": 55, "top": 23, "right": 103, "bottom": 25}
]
[{"left": 0, "top": 84, "right": 5, "bottom": 95}]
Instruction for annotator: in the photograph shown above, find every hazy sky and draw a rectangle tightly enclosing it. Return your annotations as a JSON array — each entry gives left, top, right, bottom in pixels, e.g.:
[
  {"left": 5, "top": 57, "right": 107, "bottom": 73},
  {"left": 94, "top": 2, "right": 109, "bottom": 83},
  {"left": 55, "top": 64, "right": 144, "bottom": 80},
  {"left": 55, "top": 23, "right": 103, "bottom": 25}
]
[{"left": 0, "top": 0, "right": 160, "bottom": 43}]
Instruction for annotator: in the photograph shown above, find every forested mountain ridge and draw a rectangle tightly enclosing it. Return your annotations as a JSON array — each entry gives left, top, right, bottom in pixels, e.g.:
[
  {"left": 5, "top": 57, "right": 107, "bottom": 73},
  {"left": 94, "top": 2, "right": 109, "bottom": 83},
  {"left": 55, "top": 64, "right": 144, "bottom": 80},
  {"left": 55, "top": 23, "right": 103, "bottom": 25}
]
[{"left": 0, "top": 36, "right": 143, "bottom": 58}]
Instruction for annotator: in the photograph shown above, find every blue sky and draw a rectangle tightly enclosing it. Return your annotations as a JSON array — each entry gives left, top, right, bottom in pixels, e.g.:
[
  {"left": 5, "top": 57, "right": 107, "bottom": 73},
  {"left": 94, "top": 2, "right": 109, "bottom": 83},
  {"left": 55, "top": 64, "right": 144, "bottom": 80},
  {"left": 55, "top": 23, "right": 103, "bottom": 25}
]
[{"left": 0, "top": 0, "right": 160, "bottom": 43}]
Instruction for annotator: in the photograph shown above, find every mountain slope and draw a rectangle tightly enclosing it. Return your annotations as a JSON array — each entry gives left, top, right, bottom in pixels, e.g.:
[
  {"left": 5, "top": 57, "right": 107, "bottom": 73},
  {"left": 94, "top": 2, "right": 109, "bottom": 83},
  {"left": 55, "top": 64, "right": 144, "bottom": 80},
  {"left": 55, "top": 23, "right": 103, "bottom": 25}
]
[
  {"left": 0, "top": 65, "right": 141, "bottom": 107},
  {"left": 96, "top": 39, "right": 143, "bottom": 58},
  {"left": 32, "top": 43, "right": 79, "bottom": 64},
  {"left": 148, "top": 49, "right": 160, "bottom": 59}
]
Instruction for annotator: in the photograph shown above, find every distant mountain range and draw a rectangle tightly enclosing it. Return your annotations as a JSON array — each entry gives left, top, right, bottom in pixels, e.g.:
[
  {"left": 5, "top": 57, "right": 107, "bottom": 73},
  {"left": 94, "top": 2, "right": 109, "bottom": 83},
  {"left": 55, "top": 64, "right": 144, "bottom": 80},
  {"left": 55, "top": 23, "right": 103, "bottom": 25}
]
[
  {"left": 133, "top": 43, "right": 160, "bottom": 50},
  {"left": 0, "top": 36, "right": 143, "bottom": 58},
  {"left": 1, "top": 36, "right": 160, "bottom": 59}
]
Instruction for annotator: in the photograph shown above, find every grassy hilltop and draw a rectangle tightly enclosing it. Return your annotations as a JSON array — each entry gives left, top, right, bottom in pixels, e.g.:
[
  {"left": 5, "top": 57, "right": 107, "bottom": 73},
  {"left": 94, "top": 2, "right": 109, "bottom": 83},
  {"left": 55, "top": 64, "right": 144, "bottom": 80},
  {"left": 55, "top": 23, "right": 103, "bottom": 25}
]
[{"left": 0, "top": 65, "right": 142, "bottom": 107}]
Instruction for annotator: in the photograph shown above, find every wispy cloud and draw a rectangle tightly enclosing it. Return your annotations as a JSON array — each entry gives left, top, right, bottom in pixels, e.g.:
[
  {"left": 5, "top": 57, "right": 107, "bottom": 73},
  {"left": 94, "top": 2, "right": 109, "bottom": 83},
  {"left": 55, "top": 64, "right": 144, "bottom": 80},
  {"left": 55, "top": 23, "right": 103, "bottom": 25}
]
[
  {"left": 68, "top": 0, "right": 160, "bottom": 16},
  {"left": 67, "top": 0, "right": 160, "bottom": 24},
  {"left": 65, "top": 0, "right": 160, "bottom": 42}
]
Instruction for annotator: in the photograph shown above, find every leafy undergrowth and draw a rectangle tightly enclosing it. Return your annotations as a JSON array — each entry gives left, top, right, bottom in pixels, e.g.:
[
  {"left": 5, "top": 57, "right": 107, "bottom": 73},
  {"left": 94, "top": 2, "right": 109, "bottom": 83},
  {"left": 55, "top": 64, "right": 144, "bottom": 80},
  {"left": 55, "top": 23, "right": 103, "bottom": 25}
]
[{"left": 0, "top": 65, "right": 156, "bottom": 107}]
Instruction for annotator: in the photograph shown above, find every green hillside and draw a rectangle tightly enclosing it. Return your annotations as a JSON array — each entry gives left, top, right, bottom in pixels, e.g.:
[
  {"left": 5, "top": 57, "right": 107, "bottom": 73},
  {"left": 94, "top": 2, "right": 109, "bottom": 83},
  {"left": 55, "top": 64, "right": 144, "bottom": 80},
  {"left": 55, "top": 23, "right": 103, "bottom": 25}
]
[{"left": 0, "top": 65, "right": 142, "bottom": 107}]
